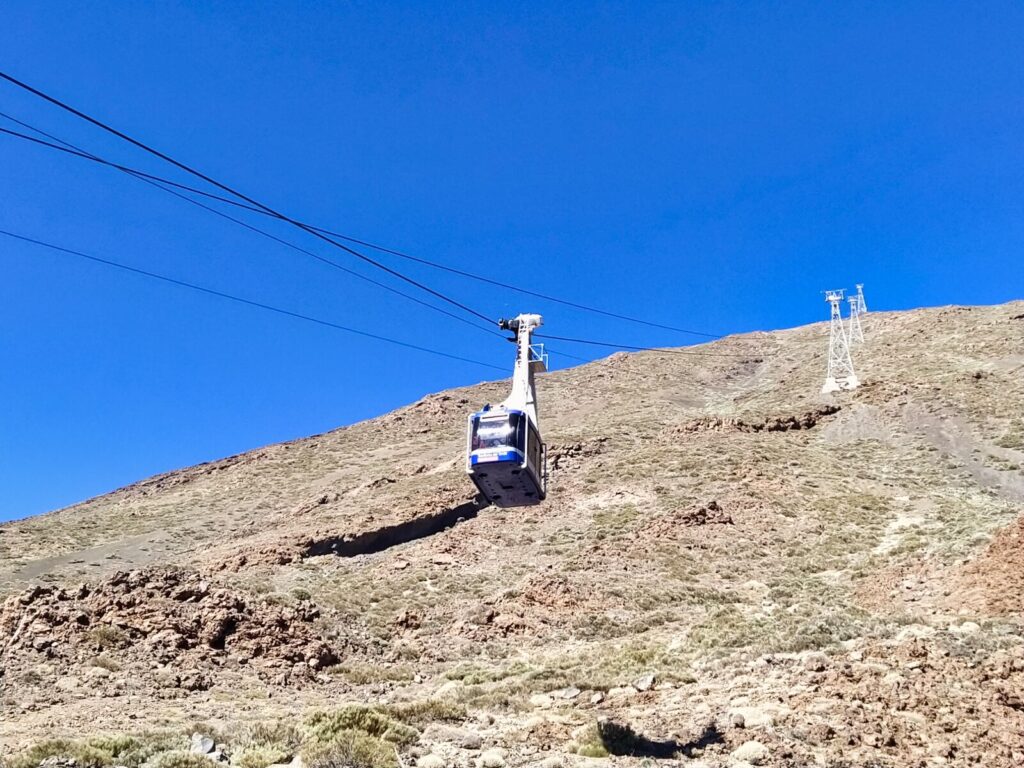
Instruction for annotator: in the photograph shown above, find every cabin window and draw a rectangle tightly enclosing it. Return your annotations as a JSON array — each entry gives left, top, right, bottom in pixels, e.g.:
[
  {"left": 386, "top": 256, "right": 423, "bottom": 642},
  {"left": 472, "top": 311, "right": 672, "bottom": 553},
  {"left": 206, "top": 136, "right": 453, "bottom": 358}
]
[{"left": 472, "top": 415, "right": 518, "bottom": 451}]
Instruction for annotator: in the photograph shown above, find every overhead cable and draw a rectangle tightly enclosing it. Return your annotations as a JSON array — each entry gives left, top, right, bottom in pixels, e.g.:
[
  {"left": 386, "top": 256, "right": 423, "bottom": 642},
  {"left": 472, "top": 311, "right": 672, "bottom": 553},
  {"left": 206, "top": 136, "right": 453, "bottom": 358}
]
[
  {"left": 0, "top": 107, "right": 722, "bottom": 339},
  {"left": 0, "top": 70, "right": 496, "bottom": 328},
  {"left": 0, "top": 118, "right": 503, "bottom": 340},
  {"left": 0, "top": 229, "right": 506, "bottom": 372},
  {"left": 1, "top": 112, "right": 756, "bottom": 367},
  {"left": 1, "top": 116, "right": 729, "bottom": 365},
  {"left": 534, "top": 333, "right": 762, "bottom": 358}
]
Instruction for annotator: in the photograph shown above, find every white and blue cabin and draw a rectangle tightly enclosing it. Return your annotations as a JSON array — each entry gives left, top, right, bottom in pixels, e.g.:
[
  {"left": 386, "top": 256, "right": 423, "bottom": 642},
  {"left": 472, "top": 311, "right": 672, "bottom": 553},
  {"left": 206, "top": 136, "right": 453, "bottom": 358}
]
[
  {"left": 466, "top": 313, "right": 548, "bottom": 508},
  {"left": 467, "top": 406, "right": 546, "bottom": 507}
]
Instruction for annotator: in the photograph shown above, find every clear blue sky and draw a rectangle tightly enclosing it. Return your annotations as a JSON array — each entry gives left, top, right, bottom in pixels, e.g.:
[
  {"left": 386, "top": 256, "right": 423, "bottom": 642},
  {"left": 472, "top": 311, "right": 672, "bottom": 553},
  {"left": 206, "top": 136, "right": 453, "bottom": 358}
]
[{"left": 2, "top": 2, "right": 1022, "bottom": 520}]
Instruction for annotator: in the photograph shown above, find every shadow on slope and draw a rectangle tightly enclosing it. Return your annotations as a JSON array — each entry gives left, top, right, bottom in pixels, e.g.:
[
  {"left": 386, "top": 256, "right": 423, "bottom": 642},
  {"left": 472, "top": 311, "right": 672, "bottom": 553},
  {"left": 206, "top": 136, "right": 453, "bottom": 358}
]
[
  {"left": 303, "top": 496, "right": 487, "bottom": 558},
  {"left": 589, "top": 719, "right": 725, "bottom": 759}
]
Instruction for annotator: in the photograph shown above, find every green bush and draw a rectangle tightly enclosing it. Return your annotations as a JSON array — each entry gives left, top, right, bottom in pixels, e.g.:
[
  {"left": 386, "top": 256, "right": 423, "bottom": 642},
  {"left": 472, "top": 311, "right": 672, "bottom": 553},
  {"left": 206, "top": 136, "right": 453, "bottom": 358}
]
[
  {"left": 8, "top": 739, "right": 132, "bottom": 768},
  {"left": 8, "top": 731, "right": 210, "bottom": 768},
  {"left": 6, "top": 735, "right": 174, "bottom": 768},
  {"left": 107, "top": 733, "right": 184, "bottom": 768},
  {"left": 229, "top": 720, "right": 302, "bottom": 768},
  {"left": 302, "top": 731, "right": 397, "bottom": 768},
  {"left": 383, "top": 700, "right": 466, "bottom": 727},
  {"left": 569, "top": 724, "right": 609, "bottom": 758},
  {"left": 569, "top": 720, "right": 670, "bottom": 759},
  {"left": 90, "top": 655, "right": 122, "bottom": 672},
  {"left": 88, "top": 626, "right": 127, "bottom": 649},
  {"left": 239, "top": 722, "right": 302, "bottom": 747},
  {"left": 232, "top": 745, "right": 291, "bottom": 768},
  {"left": 84, "top": 735, "right": 141, "bottom": 755},
  {"left": 148, "top": 751, "right": 221, "bottom": 768},
  {"left": 328, "top": 664, "right": 415, "bottom": 685},
  {"left": 9, "top": 739, "right": 78, "bottom": 768},
  {"left": 305, "top": 706, "right": 417, "bottom": 747}
]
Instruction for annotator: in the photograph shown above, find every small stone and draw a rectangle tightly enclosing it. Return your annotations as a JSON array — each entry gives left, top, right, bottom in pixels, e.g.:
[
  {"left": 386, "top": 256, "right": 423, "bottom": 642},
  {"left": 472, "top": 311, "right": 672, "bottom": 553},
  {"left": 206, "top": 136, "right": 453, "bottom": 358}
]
[
  {"left": 190, "top": 734, "right": 216, "bottom": 755},
  {"left": 423, "top": 724, "right": 479, "bottom": 749},
  {"left": 950, "top": 621, "right": 981, "bottom": 635},
  {"left": 731, "top": 740, "right": 769, "bottom": 765},
  {"left": 55, "top": 677, "right": 80, "bottom": 692},
  {"left": 607, "top": 686, "right": 637, "bottom": 698},
  {"left": 895, "top": 624, "right": 936, "bottom": 641},
  {"left": 728, "top": 707, "right": 773, "bottom": 729},
  {"left": 431, "top": 554, "right": 454, "bottom": 565},
  {"left": 632, "top": 673, "right": 656, "bottom": 691},
  {"left": 417, "top": 756, "right": 445, "bottom": 768},
  {"left": 553, "top": 686, "right": 582, "bottom": 700},
  {"left": 930, "top": 741, "right": 954, "bottom": 758},
  {"left": 589, "top": 692, "right": 605, "bottom": 705},
  {"left": 803, "top": 653, "right": 829, "bottom": 672},
  {"left": 529, "top": 693, "right": 553, "bottom": 709},
  {"left": 539, "top": 758, "right": 562, "bottom": 768},
  {"left": 477, "top": 750, "right": 505, "bottom": 768},
  {"left": 522, "top": 716, "right": 545, "bottom": 732},
  {"left": 461, "top": 732, "right": 483, "bottom": 750}
]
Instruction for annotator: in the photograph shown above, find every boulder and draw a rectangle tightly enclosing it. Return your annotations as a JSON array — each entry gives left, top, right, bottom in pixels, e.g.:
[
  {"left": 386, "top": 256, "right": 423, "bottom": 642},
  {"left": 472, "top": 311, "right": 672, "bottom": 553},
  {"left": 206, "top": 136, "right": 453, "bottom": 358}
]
[
  {"left": 731, "top": 740, "right": 769, "bottom": 765},
  {"left": 191, "top": 733, "right": 216, "bottom": 755},
  {"left": 632, "top": 673, "right": 656, "bottom": 691}
]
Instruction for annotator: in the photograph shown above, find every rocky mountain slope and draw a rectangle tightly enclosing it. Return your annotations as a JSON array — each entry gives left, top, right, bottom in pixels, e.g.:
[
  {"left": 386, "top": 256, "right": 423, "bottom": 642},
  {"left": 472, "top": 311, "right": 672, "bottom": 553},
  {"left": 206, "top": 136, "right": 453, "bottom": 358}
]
[{"left": 2, "top": 302, "right": 1024, "bottom": 767}]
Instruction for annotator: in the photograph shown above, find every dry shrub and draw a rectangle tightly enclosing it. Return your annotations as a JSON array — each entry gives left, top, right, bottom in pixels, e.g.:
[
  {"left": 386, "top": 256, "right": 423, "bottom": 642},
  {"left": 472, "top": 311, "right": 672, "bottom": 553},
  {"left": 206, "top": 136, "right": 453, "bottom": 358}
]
[{"left": 302, "top": 732, "right": 397, "bottom": 768}]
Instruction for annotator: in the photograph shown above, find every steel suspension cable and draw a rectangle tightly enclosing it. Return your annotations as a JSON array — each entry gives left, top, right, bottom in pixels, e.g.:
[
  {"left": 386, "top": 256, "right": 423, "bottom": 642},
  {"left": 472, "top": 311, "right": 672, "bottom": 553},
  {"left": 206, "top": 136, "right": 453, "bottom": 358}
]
[
  {"left": 0, "top": 121, "right": 761, "bottom": 364},
  {"left": 534, "top": 333, "right": 762, "bottom": 358},
  {"left": 0, "top": 126, "right": 758, "bottom": 364},
  {"left": 0, "top": 117, "right": 503, "bottom": 340},
  {"left": 0, "top": 71, "right": 496, "bottom": 328},
  {"left": 0, "top": 103, "right": 723, "bottom": 339},
  {"left": 0, "top": 229, "right": 506, "bottom": 372},
  {"left": 1, "top": 116, "right": 726, "bottom": 364}
]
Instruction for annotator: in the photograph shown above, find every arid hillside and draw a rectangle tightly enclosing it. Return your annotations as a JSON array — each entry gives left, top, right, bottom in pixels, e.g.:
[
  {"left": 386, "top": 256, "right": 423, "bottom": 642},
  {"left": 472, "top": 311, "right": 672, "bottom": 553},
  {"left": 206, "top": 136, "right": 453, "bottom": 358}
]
[{"left": 2, "top": 302, "right": 1024, "bottom": 768}]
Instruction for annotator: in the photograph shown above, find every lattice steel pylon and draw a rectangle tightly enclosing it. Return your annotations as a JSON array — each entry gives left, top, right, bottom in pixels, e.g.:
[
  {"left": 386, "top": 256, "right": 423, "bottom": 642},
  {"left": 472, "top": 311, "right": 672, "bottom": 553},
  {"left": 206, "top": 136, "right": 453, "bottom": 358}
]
[
  {"left": 822, "top": 289, "right": 859, "bottom": 394},
  {"left": 855, "top": 283, "right": 868, "bottom": 314},
  {"left": 848, "top": 295, "right": 864, "bottom": 344}
]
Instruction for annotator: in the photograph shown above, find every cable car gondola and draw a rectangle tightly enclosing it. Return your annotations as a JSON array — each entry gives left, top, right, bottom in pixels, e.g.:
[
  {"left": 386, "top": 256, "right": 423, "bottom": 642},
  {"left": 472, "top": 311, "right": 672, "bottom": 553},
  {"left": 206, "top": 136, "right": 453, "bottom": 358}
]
[{"left": 467, "top": 314, "right": 548, "bottom": 507}]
